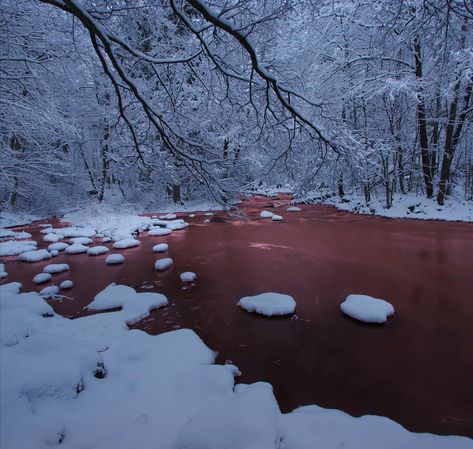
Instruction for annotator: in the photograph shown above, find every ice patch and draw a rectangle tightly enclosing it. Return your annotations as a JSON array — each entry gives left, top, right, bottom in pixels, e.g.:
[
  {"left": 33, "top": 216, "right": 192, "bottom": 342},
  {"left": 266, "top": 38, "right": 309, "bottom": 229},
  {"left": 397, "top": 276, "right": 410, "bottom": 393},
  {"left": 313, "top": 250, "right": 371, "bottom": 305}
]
[
  {"left": 340, "top": 294, "right": 395, "bottom": 324},
  {"left": 260, "top": 211, "right": 274, "bottom": 219},
  {"left": 43, "top": 264, "right": 69, "bottom": 274},
  {"left": 33, "top": 273, "right": 52, "bottom": 285},
  {"left": 113, "top": 238, "right": 140, "bottom": 249},
  {"left": 180, "top": 272, "right": 197, "bottom": 283},
  {"left": 105, "top": 254, "right": 125, "bottom": 265},
  {"left": 65, "top": 244, "right": 88, "bottom": 255},
  {"left": 17, "top": 249, "right": 52, "bottom": 263},
  {"left": 238, "top": 293, "right": 296, "bottom": 316},
  {"left": 87, "top": 246, "right": 110, "bottom": 256},
  {"left": 153, "top": 243, "right": 169, "bottom": 253},
  {"left": 155, "top": 258, "right": 173, "bottom": 271}
]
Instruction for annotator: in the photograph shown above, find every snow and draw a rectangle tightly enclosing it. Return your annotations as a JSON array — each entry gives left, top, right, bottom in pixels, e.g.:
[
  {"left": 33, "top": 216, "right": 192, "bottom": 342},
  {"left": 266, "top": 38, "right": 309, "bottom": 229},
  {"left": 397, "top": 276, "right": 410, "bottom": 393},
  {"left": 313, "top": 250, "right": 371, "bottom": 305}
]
[
  {"left": 189, "top": 214, "right": 196, "bottom": 218},
  {"left": 340, "top": 294, "right": 395, "bottom": 324},
  {"left": 0, "top": 229, "right": 32, "bottom": 240},
  {"left": 43, "top": 233, "right": 63, "bottom": 243},
  {"left": 0, "top": 240, "right": 37, "bottom": 256},
  {"left": 165, "top": 219, "right": 188, "bottom": 230},
  {"left": 101, "top": 237, "right": 112, "bottom": 243},
  {"left": 39, "top": 285, "right": 60, "bottom": 298},
  {"left": 155, "top": 258, "right": 173, "bottom": 271},
  {"left": 287, "top": 207, "right": 302, "bottom": 212},
  {"left": 0, "top": 263, "right": 7, "bottom": 279},
  {"left": 50, "top": 249, "right": 59, "bottom": 257},
  {"left": 0, "top": 211, "right": 41, "bottom": 228},
  {"left": 113, "top": 238, "right": 140, "bottom": 249},
  {"left": 180, "top": 272, "right": 197, "bottom": 283},
  {"left": 85, "top": 284, "right": 168, "bottom": 325},
  {"left": 153, "top": 243, "right": 169, "bottom": 253},
  {"left": 17, "top": 249, "right": 52, "bottom": 263},
  {"left": 60, "top": 280, "right": 73, "bottom": 289},
  {"left": 148, "top": 227, "right": 172, "bottom": 236},
  {"left": 260, "top": 210, "right": 274, "bottom": 218},
  {"left": 238, "top": 292, "right": 296, "bottom": 316},
  {"left": 43, "top": 263, "right": 70, "bottom": 274},
  {"left": 46, "top": 226, "right": 96, "bottom": 238},
  {"left": 48, "top": 242, "right": 69, "bottom": 252},
  {"left": 272, "top": 214, "right": 283, "bottom": 221},
  {"left": 87, "top": 246, "right": 110, "bottom": 256},
  {"left": 65, "top": 243, "right": 88, "bottom": 254},
  {"left": 160, "top": 213, "right": 177, "bottom": 220},
  {"left": 69, "top": 237, "right": 93, "bottom": 245},
  {"left": 1, "top": 284, "right": 471, "bottom": 449},
  {"left": 204, "top": 212, "right": 215, "bottom": 216},
  {"left": 105, "top": 254, "right": 125, "bottom": 265},
  {"left": 33, "top": 273, "right": 52, "bottom": 285}
]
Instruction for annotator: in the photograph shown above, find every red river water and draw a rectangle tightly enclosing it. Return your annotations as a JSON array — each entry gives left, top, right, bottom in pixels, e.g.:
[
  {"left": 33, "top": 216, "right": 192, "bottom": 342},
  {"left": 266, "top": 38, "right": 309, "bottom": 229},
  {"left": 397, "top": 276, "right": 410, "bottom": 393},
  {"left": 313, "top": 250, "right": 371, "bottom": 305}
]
[{"left": 1, "top": 195, "right": 473, "bottom": 438}]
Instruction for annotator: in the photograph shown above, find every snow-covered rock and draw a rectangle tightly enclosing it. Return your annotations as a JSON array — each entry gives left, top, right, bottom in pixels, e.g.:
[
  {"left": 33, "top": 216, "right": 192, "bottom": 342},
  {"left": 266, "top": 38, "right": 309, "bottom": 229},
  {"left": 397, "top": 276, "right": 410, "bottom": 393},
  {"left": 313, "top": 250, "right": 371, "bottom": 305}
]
[
  {"left": 33, "top": 273, "right": 52, "bottom": 285},
  {"left": 87, "top": 246, "right": 110, "bottom": 256},
  {"left": 39, "top": 285, "right": 60, "bottom": 298},
  {"left": 148, "top": 228, "right": 172, "bottom": 236},
  {"left": 204, "top": 212, "right": 214, "bottom": 216},
  {"left": 0, "top": 240, "right": 37, "bottom": 256},
  {"left": 260, "top": 211, "right": 274, "bottom": 219},
  {"left": 113, "top": 238, "right": 140, "bottom": 249},
  {"left": 101, "top": 237, "right": 112, "bottom": 243},
  {"left": 0, "top": 229, "right": 32, "bottom": 240},
  {"left": 165, "top": 219, "right": 188, "bottom": 231},
  {"left": 340, "top": 294, "right": 395, "bottom": 324},
  {"left": 47, "top": 242, "right": 69, "bottom": 252},
  {"left": 17, "top": 249, "right": 52, "bottom": 263},
  {"left": 65, "top": 244, "right": 88, "bottom": 255},
  {"left": 45, "top": 227, "right": 96, "bottom": 238},
  {"left": 272, "top": 214, "right": 283, "bottom": 221},
  {"left": 238, "top": 292, "right": 296, "bottom": 316},
  {"left": 43, "top": 233, "right": 62, "bottom": 243},
  {"left": 180, "top": 272, "right": 197, "bottom": 283},
  {"left": 153, "top": 243, "right": 169, "bottom": 253},
  {"left": 105, "top": 254, "right": 125, "bottom": 265},
  {"left": 50, "top": 249, "right": 59, "bottom": 257},
  {"left": 0, "top": 263, "right": 7, "bottom": 279},
  {"left": 69, "top": 237, "right": 93, "bottom": 245},
  {"left": 286, "top": 207, "right": 302, "bottom": 212},
  {"left": 154, "top": 258, "right": 173, "bottom": 271},
  {"left": 43, "top": 264, "right": 69, "bottom": 274},
  {"left": 59, "top": 280, "right": 73, "bottom": 290},
  {"left": 160, "top": 213, "right": 177, "bottom": 220}
]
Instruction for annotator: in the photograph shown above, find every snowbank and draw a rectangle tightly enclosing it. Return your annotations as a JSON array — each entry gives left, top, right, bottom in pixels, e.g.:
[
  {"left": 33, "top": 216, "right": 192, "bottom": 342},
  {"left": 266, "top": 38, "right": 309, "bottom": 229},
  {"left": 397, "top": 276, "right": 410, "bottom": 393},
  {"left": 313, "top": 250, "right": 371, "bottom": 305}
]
[
  {"left": 238, "top": 293, "right": 296, "bottom": 316},
  {"left": 340, "top": 294, "right": 395, "bottom": 324}
]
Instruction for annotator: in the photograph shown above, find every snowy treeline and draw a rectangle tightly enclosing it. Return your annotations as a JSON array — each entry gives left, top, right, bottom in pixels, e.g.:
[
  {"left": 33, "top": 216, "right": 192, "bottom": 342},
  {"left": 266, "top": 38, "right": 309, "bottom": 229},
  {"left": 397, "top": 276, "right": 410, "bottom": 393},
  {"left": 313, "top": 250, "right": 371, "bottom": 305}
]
[{"left": 1, "top": 0, "right": 472, "bottom": 212}]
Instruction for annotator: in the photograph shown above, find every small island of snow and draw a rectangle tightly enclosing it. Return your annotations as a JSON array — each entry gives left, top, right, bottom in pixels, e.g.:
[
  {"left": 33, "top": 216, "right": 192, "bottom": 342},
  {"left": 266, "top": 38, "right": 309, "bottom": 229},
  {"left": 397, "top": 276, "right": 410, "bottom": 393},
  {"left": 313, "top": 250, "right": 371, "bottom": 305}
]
[{"left": 238, "top": 292, "right": 296, "bottom": 316}]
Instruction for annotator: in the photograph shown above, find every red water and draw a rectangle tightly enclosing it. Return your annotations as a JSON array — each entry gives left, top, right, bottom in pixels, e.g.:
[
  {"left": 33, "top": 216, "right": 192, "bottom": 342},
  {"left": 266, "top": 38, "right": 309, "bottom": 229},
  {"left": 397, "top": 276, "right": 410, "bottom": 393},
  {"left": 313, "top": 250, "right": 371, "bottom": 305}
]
[{"left": 2, "top": 196, "right": 473, "bottom": 438}]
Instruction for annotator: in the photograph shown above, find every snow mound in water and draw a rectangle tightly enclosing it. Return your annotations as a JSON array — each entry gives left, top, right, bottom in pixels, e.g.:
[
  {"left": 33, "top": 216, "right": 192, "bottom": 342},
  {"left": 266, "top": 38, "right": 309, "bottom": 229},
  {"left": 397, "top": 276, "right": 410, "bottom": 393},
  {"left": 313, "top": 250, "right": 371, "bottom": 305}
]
[
  {"left": 59, "top": 280, "right": 73, "bottom": 290},
  {"left": 160, "top": 213, "right": 177, "bottom": 220},
  {"left": 155, "top": 258, "right": 173, "bottom": 271},
  {"left": 0, "top": 263, "right": 7, "bottom": 279},
  {"left": 87, "top": 246, "right": 110, "bottom": 256},
  {"left": 50, "top": 250, "right": 59, "bottom": 257},
  {"left": 113, "top": 238, "right": 140, "bottom": 249},
  {"left": 69, "top": 237, "right": 93, "bottom": 245},
  {"left": 238, "top": 293, "right": 296, "bottom": 316},
  {"left": 65, "top": 243, "right": 88, "bottom": 255},
  {"left": 0, "top": 229, "right": 32, "bottom": 240},
  {"left": 43, "top": 264, "right": 69, "bottom": 274},
  {"left": 0, "top": 240, "right": 37, "bottom": 256},
  {"left": 46, "top": 227, "right": 96, "bottom": 238},
  {"left": 286, "top": 207, "right": 302, "bottom": 212},
  {"left": 101, "top": 237, "right": 112, "bottom": 243},
  {"left": 86, "top": 283, "right": 168, "bottom": 325},
  {"left": 340, "top": 294, "right": 395, "bottom": 323},
  {"left": 40, "top": 285, "right": 60, "bottom": 298},
  {"left": 180, "top": 272, "right": 197, "bottom": 283},
  {"left": 105, "top": 254, "right": 125, "bottom": 265},
  {"left": 47, "top": 242, "right": 69, "bottom": 252},
  {"left": 272, "top": 214, "right": 283, "bottom": 221},
  {"left": 260, "top": 211, "right": 274, "bottom": 219},
  {"left": 43, "top": 233, "right": 62, "bottom": 243},
  {"left": 33, "top": 273, "right": 52, "bottom": 285},
  {"left": 148, "top": 228, "right": 172, "bottom": 236},
  {"left": 153, "top": 243, "right": 168, "bottom": 253},
  {"left": 17, "top": 249, "right": 52, "bottom": 262},
  {"left": 204, "top": 212, "right": 214, "bottom": 216},
  {"left": 165, "top": 219, "right": 188, "bottom": 231}
]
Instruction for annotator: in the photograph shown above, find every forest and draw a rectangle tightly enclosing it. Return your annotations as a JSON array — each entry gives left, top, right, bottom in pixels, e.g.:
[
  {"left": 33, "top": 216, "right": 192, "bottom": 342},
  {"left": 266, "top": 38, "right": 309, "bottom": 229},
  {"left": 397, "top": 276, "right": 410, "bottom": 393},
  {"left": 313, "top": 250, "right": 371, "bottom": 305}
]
[{"left": 1, "top": 0, "right": 472, "bottom": 214}]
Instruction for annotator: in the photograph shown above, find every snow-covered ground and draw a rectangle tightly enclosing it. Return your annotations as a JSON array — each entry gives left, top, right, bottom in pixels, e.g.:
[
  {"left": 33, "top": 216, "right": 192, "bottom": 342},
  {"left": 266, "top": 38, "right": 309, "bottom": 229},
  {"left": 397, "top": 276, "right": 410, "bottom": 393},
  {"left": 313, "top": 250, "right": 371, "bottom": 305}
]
[{"left": 1, "top": 283, "right": 471, "bottom": 449}]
